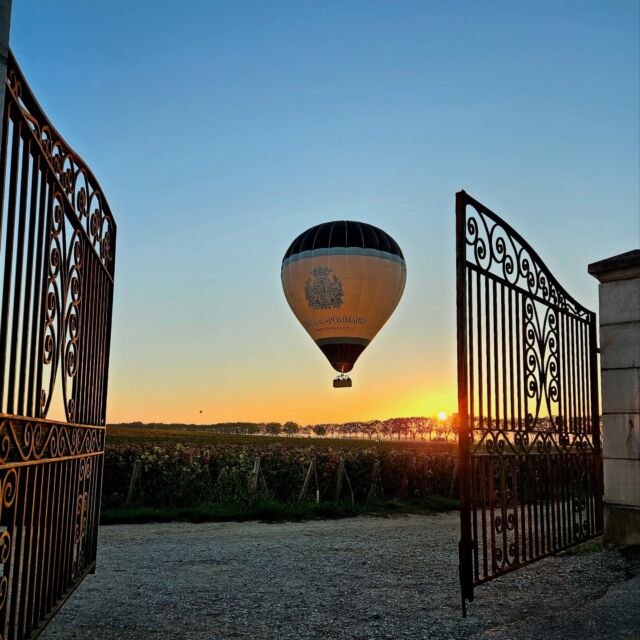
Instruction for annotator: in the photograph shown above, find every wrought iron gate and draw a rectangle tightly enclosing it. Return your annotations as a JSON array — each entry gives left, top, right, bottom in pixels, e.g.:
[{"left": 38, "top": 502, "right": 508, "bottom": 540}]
[
  {"left": 0, "top": 51, "right": 116, "bottom": 638},
  {"left": 456, "top": 191, "right": 602, "bottom": 613}
]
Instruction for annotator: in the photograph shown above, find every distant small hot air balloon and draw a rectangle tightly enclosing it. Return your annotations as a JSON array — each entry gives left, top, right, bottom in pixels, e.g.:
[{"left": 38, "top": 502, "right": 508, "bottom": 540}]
[{"left": 281, "top": 221, "right": 406, "bottom": 387}]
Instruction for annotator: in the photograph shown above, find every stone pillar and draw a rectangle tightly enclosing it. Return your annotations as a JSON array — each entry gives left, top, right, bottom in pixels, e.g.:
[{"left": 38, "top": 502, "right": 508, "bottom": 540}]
[{"left": 588, "top": 250, "right": 640, "bottom": 546}]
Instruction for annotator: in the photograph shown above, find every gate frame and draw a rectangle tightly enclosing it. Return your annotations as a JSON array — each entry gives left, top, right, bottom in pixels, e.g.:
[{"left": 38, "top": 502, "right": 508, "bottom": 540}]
[
  {"left": 0, "top": 50, "right": 116, "bottom": 639},
  {"left": 456, "top": 190, "right": 603, "bottom": 614}
]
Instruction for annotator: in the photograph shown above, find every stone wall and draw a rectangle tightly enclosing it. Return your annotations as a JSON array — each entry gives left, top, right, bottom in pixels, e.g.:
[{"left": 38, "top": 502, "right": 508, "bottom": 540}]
[{"left": 589, "top": 249, "right": 640, "bottom": 546}]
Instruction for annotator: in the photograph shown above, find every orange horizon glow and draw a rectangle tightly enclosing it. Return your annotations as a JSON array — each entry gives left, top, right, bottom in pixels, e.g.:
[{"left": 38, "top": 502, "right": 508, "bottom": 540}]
[
  {"left": 104, "top": 354, "right": 458, "bottom": 425},
  {"left": 104, "top": 384, "right": 458, "bottom": 425}
]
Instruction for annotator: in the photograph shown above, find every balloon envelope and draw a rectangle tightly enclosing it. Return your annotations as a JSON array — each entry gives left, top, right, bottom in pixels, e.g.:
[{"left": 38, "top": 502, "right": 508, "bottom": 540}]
[{"left": 281, "top": 221, "right": 406, "bottom": 374}]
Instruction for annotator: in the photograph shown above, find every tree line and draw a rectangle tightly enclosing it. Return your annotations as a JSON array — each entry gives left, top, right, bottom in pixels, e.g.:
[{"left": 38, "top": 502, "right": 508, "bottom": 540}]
[{"left": 108, "top": 416, "right": 459, "bottom": 442}]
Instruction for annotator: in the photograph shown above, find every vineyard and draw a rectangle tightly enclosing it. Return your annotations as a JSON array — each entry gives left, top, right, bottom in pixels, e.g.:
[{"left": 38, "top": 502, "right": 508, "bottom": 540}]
[{"left": 102, "top": 428, "right": 458, "bottom": 523}]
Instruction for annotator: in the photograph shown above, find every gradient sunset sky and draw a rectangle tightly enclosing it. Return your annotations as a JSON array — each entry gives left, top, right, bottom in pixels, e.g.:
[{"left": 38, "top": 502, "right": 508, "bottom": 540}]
[{"left": 11, "top": 1, "right": 639, "bottom": 424}]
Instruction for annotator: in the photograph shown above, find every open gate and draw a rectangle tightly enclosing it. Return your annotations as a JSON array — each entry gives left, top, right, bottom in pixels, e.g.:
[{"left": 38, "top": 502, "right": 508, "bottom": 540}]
[
  {"left": 0, "top": 52, "right": 116, "bottom": 638},
  {"left": 456, "top": 191, "right": 602, "bottom": 613}
]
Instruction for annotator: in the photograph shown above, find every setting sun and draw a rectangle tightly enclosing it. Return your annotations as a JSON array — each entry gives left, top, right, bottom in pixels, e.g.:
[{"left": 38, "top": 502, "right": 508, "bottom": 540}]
[{"left": 438, "top": 411, "right": 448, "bottom": 421}]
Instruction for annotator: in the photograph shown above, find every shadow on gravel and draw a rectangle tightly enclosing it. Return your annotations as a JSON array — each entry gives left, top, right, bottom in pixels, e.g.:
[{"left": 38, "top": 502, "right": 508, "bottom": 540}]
[{"left": 100, "top": 496, "right": 459, "bottom": 525}]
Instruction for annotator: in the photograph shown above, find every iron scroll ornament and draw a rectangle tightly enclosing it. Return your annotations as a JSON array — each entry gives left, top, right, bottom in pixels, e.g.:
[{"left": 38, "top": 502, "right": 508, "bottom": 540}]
[
  {"left": 5, "top": 54, "right": 116, "bottom": 273},
  {"left": 464, "top": 198, "right": 590, "bottom": 319},
  {"left": 0, "top": 416, "right": 105, "bottom": 465}
]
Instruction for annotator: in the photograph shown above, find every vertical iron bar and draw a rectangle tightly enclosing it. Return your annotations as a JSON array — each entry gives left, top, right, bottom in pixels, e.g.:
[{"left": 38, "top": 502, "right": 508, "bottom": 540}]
[
  {"left": 500, "top": 284, "right": 507, "bottom": 433},
  {"left": 18, "top": 461, "right": 36, "bottom": 637},
  {"left": 570, "top": 316, "right": 578, "bottom": 436},
  {"left": 34, "top": 175, "right": 53, "bottom": 419},
  {"left": 456, "top": 191, "right": 473, "bottom": 612},
  {"left": 26, "top": 161, "right": 45, "bottom": 417},
  {"left": 512, "top": 457, "right": 520, "bottom": 564},
  {"left": 17, "top": 146, "right": 39, "bottom": 417},
  {"left": 508, "top": 288, "right": 515, "bottom": 435},
  {"left": 549, "top": 453, "right": 557, "bottom": 550},
  {"left": 23, "top": 461, "right": 42, "bottom": 636},
  {"left": 8, "top": 466, "right": 28, "bottom": 636},
  {"left": 588, "top": 312, "right": 603, "bottom": 532},
  {"left": 493, "top": 280, "right": 499, "bottom": 432},
  {"left": 0, "top": 121, "right": 21, "bottom": 411},
  {"left": 470, "top": 457, "right": 479, "bottom": 582},
  {"left": 480, "top": 456, "right": 488, "bottom": 578},
  {"left": 468, "top": 273, "right": 479, "bottom": 583},
  {"left": 576, "top": 318, "right": 584, "bottom": 436},
  {"left": 477, "top": 271, "right": 483, "bottom": 440},
  {"left": 488, "top": 456, "right": 497, "bottom": 575},
  {"left": 486, "top": 276, "right": 492, "bottom": 435},
  {"left": 6, "top": 135, "right": 30, "bottom": 415},
  {"left": 0, "top": 99, "right": 12, "bottom": 267},
  {"left": 516, "top": 293, "right": 522, "bottom": 431}
]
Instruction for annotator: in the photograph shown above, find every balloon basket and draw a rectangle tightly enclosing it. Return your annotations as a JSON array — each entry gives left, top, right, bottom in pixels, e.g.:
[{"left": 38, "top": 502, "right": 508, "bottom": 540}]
[{"left": 333, "top": 375, "right": 352, "bottom": 389}]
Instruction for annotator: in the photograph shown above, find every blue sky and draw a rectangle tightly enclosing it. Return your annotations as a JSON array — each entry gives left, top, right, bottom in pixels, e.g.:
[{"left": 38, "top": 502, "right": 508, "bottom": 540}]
[{"left": 11, "top": 1, "right": 639, "bottom": 423}]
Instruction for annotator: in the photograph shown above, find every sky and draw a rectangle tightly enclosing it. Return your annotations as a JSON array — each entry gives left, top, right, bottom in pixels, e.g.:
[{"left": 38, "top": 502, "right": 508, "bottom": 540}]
[{"left": 10, "top": 1, "right": 639, "bottom": 425}]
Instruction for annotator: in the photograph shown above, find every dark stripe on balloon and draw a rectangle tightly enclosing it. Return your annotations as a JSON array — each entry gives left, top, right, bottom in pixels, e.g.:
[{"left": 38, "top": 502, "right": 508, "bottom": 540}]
[
  {"left": 281, "top": 247, "right": 406, "bottom": 269},
  {"left": 315, "top": 337, "right": 370, "bottom": 347},
  {"left": 282, "top": 220, "right": 404, "bottom": 261},
  {"left": 317, "top": 342, "right": 367, "bottom": 373}
]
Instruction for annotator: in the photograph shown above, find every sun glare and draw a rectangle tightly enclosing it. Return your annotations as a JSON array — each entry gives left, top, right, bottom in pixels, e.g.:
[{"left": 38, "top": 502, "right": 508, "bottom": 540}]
[{"left": 437, "top": 411, "right": 447, "bottom": 421}]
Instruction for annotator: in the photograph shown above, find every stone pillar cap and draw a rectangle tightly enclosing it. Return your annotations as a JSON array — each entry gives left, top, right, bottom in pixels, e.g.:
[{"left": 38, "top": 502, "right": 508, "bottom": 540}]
[{"left": 588, "top": 249, "right": 640, "bottom": 283}]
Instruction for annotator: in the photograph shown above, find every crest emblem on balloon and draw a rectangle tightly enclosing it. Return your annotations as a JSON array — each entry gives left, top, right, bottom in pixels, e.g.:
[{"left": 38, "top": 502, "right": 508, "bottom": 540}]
[{"left": 304, "top": 267, "right": 344, "bottom": 310}]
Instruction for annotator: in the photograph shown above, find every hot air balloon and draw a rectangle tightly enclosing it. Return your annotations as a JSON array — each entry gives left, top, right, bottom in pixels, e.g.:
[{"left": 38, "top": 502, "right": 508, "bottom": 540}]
[{"left": 281, "top": 221, "right": 406, "bottom": 387}]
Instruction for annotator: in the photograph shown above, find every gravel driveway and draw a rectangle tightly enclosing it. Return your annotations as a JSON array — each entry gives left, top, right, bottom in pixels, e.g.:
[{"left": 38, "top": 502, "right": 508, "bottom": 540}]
[{"left": 41, "top": 513, "right": 638, "bottom": 639}]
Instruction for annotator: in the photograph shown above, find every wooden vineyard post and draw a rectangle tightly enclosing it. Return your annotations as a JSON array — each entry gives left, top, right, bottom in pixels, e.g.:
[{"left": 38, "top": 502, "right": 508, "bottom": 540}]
[
  {"left": 335, "top": 460, "right": 344, "bottom": 502},
  {"left": 299, "top": 460, "right": 319, "bottom": 502},
  {"left": 335, "top": 459, "right": 355, "bottom": 505},
  {"left": 125, "top": 460, "right": 142, "bottom": 507},
  {"left": 248, "top": 456, "right": 262, "bottom": 506},
  {"left": 449, "top": 458, "right": 459, "bottom": 499},
  {"left": 367, "top": 460, "right": 383, "bottom": 502}
]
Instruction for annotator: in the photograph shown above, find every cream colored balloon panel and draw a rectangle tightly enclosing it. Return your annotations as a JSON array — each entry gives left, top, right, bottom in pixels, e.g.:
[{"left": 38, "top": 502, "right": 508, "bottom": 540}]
[
  {"left": 361, "top": 257, "right": 406, "bottom": 338},
  {"left": 281, "top": 254, "right": 405, "bottom": 344},
  {"left": 343, "top": 255, "right": 399, "bottom": 342}
]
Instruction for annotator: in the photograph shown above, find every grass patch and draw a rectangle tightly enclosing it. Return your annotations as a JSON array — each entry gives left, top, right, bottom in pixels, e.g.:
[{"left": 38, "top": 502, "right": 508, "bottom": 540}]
[
  {"left": 100, "top": 496, "right": 459, "bottom": 526},
  {"left": 559, "top": 538, "right": 603, "bottom": 556}
]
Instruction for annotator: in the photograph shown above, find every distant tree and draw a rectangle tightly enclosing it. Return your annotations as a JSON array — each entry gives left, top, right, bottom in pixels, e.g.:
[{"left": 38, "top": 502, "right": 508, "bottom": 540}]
[
  {"left": 265, "top": 422, "right": 282, "bottom": 436},
  {"left": 434, "top": 422, "right": 447, "bottom": 441},
  {"left": 245, "top": 424, "right": 261, "bottom": 436},
  {"left": 450, "top": 413, "right": 459, "bottom": 442},
  {"left": 444, "top": 416, "right": 459, "bottom": 442},
  {"left": 312, "top": 425, "right": 327, "bottom": 438},
  {"left": 283, "top": 421, "right": 299, "bottom": 437}
]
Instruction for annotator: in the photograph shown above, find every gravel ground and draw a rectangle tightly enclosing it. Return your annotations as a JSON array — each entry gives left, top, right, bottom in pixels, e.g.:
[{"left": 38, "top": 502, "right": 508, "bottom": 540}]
[{"left": 41, "top": 513, "right": 638, "bottom": 640}]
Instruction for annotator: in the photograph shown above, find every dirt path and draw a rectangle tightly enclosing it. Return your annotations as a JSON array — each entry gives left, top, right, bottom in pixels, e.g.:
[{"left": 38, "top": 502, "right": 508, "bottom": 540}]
[{"left": 41, "top": 514, "right": 637, "bottom": 639}]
